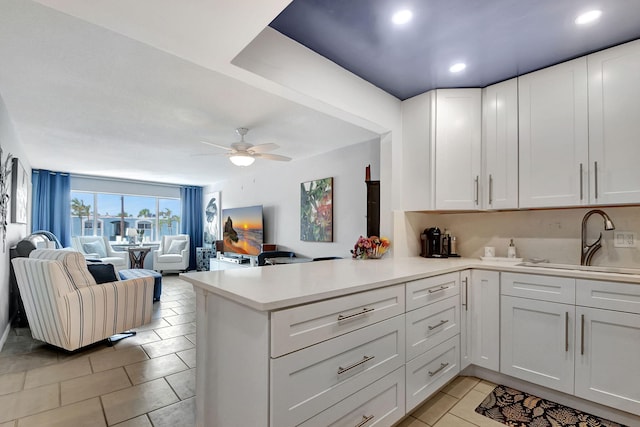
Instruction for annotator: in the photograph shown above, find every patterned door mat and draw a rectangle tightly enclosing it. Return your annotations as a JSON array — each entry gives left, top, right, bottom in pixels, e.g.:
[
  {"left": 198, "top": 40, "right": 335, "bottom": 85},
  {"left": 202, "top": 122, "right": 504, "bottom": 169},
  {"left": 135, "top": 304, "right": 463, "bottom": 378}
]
[{"left": 475, "top": 385, "right": 627, "bottom": 427}]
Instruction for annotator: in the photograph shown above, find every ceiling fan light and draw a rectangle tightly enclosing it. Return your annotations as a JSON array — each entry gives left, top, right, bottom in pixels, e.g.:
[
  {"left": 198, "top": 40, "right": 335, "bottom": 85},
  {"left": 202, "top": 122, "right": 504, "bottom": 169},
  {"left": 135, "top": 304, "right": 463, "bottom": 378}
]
[{"left": 229, "top": 155, "right": 255, "bottom": 166}]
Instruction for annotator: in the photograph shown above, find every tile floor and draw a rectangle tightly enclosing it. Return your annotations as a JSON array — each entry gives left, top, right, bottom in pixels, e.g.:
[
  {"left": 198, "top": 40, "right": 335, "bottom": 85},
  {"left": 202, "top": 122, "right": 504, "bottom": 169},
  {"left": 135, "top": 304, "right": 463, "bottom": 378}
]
[
  {"left": 1, "top": 275, "right": 502, "bottom": 427},
  {"left": 0, "top": 275, "right": 196, "bottom": 427}
]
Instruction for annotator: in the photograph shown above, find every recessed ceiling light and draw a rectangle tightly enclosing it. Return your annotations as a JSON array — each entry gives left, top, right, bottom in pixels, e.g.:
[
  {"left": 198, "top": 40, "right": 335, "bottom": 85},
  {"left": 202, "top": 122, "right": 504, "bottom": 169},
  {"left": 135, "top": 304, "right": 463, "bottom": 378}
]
[
  {"left": 449, "top": 63, "right": 466, "bottom": 73},
  {"left": 392, "top": 9, "right": 413, "bottom": 25},
  {"left": 575, "top": 10, "right": 602, "bottom": 25}
]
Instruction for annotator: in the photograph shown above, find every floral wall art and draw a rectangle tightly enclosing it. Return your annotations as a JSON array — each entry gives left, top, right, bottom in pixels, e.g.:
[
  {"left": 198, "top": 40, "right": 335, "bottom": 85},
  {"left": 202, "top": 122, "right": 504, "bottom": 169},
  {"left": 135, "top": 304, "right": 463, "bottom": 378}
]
[{"left": 300, "top": 177, "right": 333, "bottom": 242}]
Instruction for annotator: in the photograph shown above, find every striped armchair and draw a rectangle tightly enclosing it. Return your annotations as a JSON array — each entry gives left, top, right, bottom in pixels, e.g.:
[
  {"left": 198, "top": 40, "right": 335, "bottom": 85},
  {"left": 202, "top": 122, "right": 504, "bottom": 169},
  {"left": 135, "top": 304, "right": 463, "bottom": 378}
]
[{"left": 11, "top": 249, "right": 154, "bottom": 351}]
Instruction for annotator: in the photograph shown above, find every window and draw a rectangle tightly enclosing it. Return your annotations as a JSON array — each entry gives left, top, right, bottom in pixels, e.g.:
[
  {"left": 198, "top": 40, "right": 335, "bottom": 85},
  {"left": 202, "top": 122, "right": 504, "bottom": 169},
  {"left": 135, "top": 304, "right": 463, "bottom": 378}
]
[{"left": 71, "top": 191, "right": 181, "bottom": 242}]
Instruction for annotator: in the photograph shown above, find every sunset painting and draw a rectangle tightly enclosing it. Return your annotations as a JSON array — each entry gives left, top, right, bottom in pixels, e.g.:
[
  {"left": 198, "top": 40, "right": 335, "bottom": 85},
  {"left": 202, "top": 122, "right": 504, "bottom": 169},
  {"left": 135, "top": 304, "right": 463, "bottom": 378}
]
[{"left": 221, "top": 205, "right": 264, "bottom": 255}]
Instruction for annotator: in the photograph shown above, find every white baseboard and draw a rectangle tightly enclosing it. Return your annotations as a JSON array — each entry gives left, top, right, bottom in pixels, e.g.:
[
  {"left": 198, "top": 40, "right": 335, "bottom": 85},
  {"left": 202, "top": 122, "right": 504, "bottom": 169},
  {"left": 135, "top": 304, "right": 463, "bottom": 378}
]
[
  {"left": 462, "top": 365, "right": 640, "bottom": 426},
  {"left": 0, "top": 321, "right": 11, "bottom": 353}
]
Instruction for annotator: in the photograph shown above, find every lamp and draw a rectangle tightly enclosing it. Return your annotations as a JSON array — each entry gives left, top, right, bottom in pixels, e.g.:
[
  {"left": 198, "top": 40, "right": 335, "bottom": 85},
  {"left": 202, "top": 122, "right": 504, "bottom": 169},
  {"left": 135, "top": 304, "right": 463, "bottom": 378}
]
[
  {"left": 126, "top": 228, "right": 137, "bottom": 244},
  {"left": 229, "top": 154, "right": 255, "bottom": 166}
]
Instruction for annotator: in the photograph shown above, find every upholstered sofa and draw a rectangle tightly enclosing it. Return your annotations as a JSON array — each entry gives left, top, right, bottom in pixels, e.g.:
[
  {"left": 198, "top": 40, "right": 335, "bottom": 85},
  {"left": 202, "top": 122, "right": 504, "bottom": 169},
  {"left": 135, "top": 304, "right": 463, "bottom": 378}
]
[
  {"left": 71, "top": 236, "right": 128, "bottom": 271},
  {"left": 11, "top": 249, "right": 154, "bottom": 351}
]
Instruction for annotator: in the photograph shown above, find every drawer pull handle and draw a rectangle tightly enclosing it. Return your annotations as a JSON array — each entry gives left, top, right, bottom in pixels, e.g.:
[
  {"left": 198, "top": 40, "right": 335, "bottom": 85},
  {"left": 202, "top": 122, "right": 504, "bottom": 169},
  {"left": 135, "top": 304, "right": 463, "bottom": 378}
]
[
  {"left": 355, "top": 415, "right": 374, "bottom": 427},
  {"left": 428, "top": 285, "right": 448, "bottom": 294},
  {"left": 337, "top": 307, "right": 375, "bottom": 321},
  {"left": 428, "top": 362, "right": 449, "bottom": 377},
  {"left": 338, "top": 355, "right": 375, "bottom": 375},
  {"left": 428, "top": 319, "right": 449, "bottom": 330}
]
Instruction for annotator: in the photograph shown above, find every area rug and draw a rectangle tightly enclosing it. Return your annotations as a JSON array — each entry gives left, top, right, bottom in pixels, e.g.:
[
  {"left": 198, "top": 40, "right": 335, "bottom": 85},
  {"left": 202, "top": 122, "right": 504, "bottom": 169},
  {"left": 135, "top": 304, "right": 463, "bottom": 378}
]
[{"left": 475, "top": 385, "right": 627, "bottom": 427}]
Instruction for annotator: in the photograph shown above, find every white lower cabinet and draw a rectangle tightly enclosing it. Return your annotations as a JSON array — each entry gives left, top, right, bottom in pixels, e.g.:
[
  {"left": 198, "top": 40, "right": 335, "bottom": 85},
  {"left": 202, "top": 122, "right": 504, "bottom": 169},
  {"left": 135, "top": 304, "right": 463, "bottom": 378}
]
[
  {"left": 406, "top": 335, "right": 460, "bottom": 411},
  {"left": 299, "top": 367, "right": 405, "bottom": 427},
  {"left": 575, "top": 306, "right": 640, "bottom": 415},
  {"left": 461, "top": 270, "right": 500, "bottom": 371},
  {"left": 500, "top": 295, "right": 575, "bottom": 394},
  {"left": 271, "top": 315, "right": 405, "bottom": 427}
]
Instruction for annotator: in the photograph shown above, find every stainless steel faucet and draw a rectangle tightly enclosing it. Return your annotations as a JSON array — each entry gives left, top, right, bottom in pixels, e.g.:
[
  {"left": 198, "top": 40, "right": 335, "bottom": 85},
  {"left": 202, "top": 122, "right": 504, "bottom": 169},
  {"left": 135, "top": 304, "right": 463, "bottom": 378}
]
[{"left": 581, "top": 209, "right": 615, "bottom": 266}]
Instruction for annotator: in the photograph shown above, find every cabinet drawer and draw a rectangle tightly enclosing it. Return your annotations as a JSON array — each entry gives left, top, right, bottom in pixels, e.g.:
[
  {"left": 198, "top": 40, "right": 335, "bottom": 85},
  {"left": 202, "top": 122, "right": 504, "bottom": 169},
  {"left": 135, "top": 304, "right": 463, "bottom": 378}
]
[
  {"left": 501, "top": 272, "right": 575, "bottom": 304},
  {"left": 271, "top": 284, "right": 405, "bottom": 357},
  {"left": 406, "top": 272, "right": 460, "bottom": 311},
  {"left": 406, "top": 335, "right": 460, "bottom": 412},
  {"left": 298, "top": 367, "right": 405, "bottom": 427},
  {"left": 406, "top": 295, "right": 460, "bottom": 361},
  {"left": 576, "top": 279, "right": 640, "bottom": 314},
  {"left": 271, "top": 316, "right": 405, "bottom": 427}
]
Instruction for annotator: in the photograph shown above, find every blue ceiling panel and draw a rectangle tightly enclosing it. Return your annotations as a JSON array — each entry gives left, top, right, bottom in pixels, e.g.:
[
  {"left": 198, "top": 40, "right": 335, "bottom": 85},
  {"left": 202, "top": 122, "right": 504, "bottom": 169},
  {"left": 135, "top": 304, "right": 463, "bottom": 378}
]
[{"left": 270, "top": 0, "right": 640, "bottom": 100}]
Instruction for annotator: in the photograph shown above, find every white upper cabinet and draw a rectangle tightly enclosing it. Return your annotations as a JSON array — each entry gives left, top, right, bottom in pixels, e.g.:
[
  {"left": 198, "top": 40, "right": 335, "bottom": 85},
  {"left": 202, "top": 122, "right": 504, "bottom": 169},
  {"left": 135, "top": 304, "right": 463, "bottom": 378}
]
[
  {"left": 434, "top": 89, "right": 482, "bottom": 210},
  {"left": 401, "top": 91, "right": 435, "bottom": 211},
  {"left": 588, "top": 39, "right": 640, "bottom": 205},
  {"left": 518, "top": 57, "right": 589, "bottom": 208},
  {"left": 482, "top": 78, "right": 518, "bottom": 209}
]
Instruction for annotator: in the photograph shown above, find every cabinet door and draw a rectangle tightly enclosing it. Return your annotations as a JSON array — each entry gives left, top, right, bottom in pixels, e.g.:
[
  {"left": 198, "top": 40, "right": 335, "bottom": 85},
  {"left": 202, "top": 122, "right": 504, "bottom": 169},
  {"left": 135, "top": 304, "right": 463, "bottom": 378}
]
[
  {"left": 402, "top": 91, "right": 436, "bottom": 211},
  {"left": 482, "top": 78, "right": 518, "bottom": 209},
  {"left": 518, "top": 58, "right": 589, "bottom": 208},
  {"left": 460, "top": 270, "right": 471, "bottom": 370},
  {"left": 575, "top": 307, "right": 640, "bottom": 414},
  {"left": 470, "top": 270, "right": 500, "bottom": 371},
  {"left": 500, "top": 296, "right": 575, "bottom": 394},
  {"left": 588, "top": 39, "right": 640, "bottom": 205},
  {"left": 434, "top": 89, "right": 482, "bottom": 210}
]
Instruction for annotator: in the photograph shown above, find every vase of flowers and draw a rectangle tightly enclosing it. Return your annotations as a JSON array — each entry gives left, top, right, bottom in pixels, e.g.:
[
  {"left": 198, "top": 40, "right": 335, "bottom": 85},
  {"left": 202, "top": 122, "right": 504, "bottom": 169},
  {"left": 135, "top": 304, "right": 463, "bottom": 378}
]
[{"left": 351, "top": 235, "right": 391, "bottom": 259}]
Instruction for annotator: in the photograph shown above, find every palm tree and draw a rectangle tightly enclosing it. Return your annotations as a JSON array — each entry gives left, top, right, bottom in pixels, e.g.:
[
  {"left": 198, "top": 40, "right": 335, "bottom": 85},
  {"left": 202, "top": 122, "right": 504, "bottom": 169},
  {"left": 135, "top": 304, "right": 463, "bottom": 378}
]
[
  {"left": 138, "top": 208, "right": 152, "bottom": 218},
  {"left": 159, "top": 208, "right": 181, "bottom": 235},
  {"left": 71, "top": 198, "right": 91, "bottom": 235}
]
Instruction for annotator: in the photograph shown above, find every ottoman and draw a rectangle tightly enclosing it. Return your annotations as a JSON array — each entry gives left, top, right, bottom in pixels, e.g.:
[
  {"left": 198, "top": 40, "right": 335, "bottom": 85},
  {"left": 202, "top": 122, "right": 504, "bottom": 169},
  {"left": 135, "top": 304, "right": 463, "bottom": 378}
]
[{"left": 119, "top": 269, "right": 162, "bottom": 301}]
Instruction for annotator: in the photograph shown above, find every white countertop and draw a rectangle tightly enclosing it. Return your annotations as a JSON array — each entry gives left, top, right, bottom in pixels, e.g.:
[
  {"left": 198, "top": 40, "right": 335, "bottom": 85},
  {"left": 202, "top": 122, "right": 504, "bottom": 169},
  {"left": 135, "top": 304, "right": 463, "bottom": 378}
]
[{"left": 180, "top": 257, "right": 640, "bottom": 312}]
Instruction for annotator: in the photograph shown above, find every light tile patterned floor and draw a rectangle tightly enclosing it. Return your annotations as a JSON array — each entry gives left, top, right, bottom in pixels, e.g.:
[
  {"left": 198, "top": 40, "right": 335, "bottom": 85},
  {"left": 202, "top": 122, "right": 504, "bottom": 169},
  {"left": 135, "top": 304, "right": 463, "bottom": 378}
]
[
  {"left": 1, "top": 275, "right": 500, "bottom": 426},
  {"left": 400, "top": 376, "right": 504, "bottom": 427},
  {"left": 0, "top": 275, "right": 196, "bottom": 426}
]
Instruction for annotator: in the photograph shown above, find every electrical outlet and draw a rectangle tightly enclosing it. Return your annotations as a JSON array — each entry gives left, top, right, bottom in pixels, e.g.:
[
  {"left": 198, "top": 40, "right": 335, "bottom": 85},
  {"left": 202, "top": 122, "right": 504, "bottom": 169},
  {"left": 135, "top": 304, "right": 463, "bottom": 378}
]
[{"left": 613, "top": 231, "right": 636, "bottom": 248}]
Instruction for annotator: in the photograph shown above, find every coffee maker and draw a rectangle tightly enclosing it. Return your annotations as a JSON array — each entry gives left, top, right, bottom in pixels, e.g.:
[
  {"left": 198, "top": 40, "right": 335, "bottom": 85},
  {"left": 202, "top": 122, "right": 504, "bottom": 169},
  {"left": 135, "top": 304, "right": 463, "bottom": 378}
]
[{"left": 420, "top": 227, "right": 446, "bottom": 258}]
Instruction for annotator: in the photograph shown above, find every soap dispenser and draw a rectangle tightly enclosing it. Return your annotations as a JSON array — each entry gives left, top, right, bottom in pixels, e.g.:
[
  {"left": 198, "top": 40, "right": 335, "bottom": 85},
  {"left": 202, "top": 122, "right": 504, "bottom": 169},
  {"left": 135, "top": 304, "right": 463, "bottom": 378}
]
[{"left": 507, "top": 239, "right": 517, "bottom": 259}]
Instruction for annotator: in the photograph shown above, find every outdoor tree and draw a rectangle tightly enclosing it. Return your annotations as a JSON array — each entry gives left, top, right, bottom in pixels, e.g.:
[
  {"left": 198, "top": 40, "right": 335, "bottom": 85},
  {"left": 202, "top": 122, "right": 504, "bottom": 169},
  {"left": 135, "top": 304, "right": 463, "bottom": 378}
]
[
  {"left": 138, "top": 208, "right": 152, "bottom": 218},
  {"left": 159, "top": 208, "right": 180, "bottom": 235},
  {"left": 70, "top": 197, "right": 91, "bottom": 236}
]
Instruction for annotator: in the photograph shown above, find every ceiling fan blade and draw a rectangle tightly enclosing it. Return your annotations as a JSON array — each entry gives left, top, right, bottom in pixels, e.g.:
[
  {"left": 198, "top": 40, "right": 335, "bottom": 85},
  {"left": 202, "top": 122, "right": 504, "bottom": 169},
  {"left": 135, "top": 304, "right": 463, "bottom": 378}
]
[
  {"left": 255, "top": 153, "right": 292, "bottom": 162},
  {"left": 248, "top": 143, "right": 279, "bottom": 154},
  {"left": 190, "top": 152, "right": 226, "bottom": 157},
  {"left": 201, "top": 140, "right": 232, "bottom": 151}
]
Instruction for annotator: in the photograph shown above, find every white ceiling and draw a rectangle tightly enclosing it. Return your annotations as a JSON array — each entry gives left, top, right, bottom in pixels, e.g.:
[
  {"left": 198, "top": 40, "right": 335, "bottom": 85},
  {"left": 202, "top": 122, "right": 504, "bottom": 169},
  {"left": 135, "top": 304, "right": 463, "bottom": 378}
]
[{"left": 0, "top": 0, "right": 379, "bottom": 186}]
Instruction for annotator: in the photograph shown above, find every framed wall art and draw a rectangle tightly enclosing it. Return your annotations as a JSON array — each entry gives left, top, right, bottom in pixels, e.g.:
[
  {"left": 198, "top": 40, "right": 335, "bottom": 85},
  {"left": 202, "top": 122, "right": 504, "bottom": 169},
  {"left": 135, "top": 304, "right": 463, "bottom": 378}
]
[
  {"left": 300, "top": 177, "right": 333, "bottom": 242},
  {"left": 203, "top": 191, "right": 221, "bottom": 248},
  {"left": 11, "top": 157, "right": 28, "bottom": 224}
]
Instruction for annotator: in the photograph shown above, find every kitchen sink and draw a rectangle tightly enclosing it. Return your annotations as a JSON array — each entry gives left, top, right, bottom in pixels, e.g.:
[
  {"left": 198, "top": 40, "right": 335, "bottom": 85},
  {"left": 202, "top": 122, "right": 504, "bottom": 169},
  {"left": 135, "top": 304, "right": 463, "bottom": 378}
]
[{"left": 516, "top": 262, "right": 640, "bottom": 276}]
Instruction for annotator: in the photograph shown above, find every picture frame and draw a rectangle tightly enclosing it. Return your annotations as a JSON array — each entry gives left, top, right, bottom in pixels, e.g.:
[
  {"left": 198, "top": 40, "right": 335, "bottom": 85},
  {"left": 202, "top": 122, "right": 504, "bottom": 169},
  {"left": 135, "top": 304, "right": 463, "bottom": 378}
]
[
  {"left": 300, "top": 177, "right": 333, "bottom": 242},
  {"left": 10, "top": 157, "right": 28, "bottom": 224},
  {"left": 203, "top": 191, "right": 221, "bottom": 248}
]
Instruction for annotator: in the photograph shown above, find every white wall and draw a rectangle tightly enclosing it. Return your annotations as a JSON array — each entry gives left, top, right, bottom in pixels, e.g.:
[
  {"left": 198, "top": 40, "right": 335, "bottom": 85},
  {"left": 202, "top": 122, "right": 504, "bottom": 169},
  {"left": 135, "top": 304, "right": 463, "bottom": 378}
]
[
  {"left": 397, "top": 206, "right": 640, "bottom": 268},
  {"left": 205, "top": 139, "right": 380, "bottom": 259},
  {"left": 0, "top": 93, "right": 30, "bottom": 350}
]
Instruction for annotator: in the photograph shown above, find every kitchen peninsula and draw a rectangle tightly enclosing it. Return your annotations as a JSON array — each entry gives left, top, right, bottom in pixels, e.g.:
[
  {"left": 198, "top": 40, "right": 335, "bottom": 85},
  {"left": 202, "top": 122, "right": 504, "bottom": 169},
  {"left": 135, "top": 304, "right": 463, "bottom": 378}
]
[{"left": 181, "top": 257, "right": 640, "bottom": 427}]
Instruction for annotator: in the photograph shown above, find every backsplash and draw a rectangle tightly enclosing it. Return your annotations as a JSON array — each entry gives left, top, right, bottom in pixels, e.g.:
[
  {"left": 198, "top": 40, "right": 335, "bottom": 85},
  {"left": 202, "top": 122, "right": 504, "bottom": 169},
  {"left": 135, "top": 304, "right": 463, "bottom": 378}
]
[{"left": 396, "top": 206, "right": 640, "bottom": 268}]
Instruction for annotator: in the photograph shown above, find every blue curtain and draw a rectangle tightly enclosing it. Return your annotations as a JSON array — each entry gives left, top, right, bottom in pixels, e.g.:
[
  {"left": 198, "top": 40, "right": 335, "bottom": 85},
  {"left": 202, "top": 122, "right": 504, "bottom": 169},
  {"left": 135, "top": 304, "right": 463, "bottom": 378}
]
[
  {"left": 32, "top": 169, "right": 71, "bottom": 247},
  {"left": 180, "top": 185, "right": 203, "bottom": 270}
]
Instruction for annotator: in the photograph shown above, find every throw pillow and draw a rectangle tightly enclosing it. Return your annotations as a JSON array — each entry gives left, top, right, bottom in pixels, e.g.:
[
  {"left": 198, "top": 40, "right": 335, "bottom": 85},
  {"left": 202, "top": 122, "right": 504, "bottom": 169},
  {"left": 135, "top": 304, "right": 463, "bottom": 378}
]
[
  {"left": 167, "top": 240, "right": 187, "bottom": 254},
  {"left": 87, "top": 263, "right": 118, "bottom": 284},
  {"left": 82, "top": 240, "right": 107, "bottom": 258}
]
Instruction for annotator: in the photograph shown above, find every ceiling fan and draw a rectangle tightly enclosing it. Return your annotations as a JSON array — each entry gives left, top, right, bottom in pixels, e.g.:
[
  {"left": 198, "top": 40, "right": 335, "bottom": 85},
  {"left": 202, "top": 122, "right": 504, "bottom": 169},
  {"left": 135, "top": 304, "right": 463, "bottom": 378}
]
[{"left": 200, "top": 128, "right": 292, "bottom": 166}]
